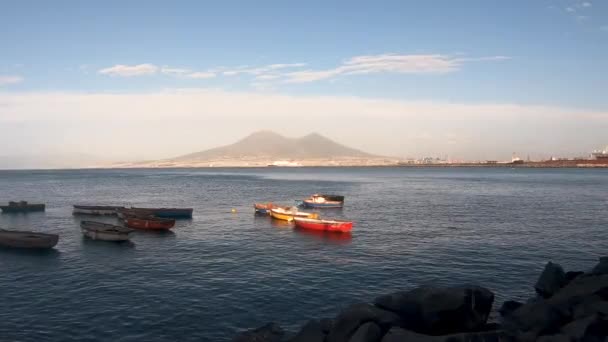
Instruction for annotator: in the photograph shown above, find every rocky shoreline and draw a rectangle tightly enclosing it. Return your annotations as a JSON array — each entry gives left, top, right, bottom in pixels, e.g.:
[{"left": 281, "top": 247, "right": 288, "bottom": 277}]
[{"left": 233, "top": 257, "right": 608, "bottom": 342}]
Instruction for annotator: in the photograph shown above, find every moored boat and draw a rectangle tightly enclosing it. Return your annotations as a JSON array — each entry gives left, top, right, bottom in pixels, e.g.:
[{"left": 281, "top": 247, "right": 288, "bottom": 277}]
[
  {"left": 116, "top": 208, "right": 154, "bottom": 219},
  {"left": 80, "top": 221, "right": 134, "bottom": 241},
  {"left": 130, "top": 207, "right": 193, "bottom": 219},
  {"left": 73, "top": 205, "right": 125, "bottom": 216},
  {"left": 0, "top": 229, "right": 58, "bottom": 249},
  {"left": 125, "top": 216, "right": 176, "bottom": 230},
  {"left": 301, "top": 194, "right": 344, "bottom": 208},
  {"left": 1, "top": 201, "right": 45, "bottom": 213},
  {"left": 293, "top": 217, "right": 353, "bottom": 233},
  {"left": 269, "top": 207, "right": 318, "bottom": 222},
  {"left": 254, "top": 203, "right": 274, "bottom": 215}
]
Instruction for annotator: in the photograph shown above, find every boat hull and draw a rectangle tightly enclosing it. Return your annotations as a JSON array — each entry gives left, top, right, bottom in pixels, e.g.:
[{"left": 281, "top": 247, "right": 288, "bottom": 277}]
[
  {"left": 80, "top": 221, "right": 134, "bottom": 241},
  {"left": 293, "top": 217, "right": 353, "bottom": 233},
  {"left": 302, "top": 200, "right": 344, "bottom": 208},
  {"left": 73, "top": 205, "right": 124, "bottom": 216},
  {"left": 1, "top": 204, "right": 46, "bottom": 213},
  {"left": 0, "top": 230, "right": 58, "bottom": 249},
  {"left": 125, "top": 217, "right": 175, "bottom": 230},
  {"left": 130, "top": 207, "right": 193, "bottom": 219},
  {"left": 269, "top": 209, "right": 318, "bottom": 222}
]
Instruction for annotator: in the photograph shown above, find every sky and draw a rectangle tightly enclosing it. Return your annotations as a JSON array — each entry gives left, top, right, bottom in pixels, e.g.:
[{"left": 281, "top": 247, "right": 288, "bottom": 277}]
[{"left": 1, "top": 0, "right": 607, "bottom": 167}]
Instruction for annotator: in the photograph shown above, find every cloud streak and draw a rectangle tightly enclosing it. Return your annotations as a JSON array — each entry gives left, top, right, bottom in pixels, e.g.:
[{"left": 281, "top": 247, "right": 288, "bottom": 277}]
[
  {"left": 0, "top": 75, "right": 24, "bottom": 86},
  {"left": 98, "top": 64, "right": 158, "bottom": 77}
]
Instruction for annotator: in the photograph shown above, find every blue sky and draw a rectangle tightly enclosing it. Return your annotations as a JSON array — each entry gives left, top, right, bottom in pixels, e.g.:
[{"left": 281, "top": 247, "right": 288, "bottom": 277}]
[{"left": 0, "top": 1, "right": 607, "bottom": 166}]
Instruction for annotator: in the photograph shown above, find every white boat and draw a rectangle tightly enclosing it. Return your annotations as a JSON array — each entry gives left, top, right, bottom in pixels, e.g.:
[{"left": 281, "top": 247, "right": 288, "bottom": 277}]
[
  {"left": 80, "top": 221, "right": 134, "bottom": 241},
  {"left": 73, "top": 205, "right": 125, "bottom": 216},
  {"left": 0, "top": 229, "right": 59, "bottom": 249}
]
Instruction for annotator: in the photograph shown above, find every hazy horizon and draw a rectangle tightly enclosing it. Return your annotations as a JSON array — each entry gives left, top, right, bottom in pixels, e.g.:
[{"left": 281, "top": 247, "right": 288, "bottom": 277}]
[{"left": 1, "top": 1, "right": 607, "bottom": 168}]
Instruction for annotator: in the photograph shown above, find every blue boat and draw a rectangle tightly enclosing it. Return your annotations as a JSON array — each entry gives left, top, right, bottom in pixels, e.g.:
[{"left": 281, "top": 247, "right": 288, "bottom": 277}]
[{"left": 301, "top": 194, "right": 344, "bottom": 208}]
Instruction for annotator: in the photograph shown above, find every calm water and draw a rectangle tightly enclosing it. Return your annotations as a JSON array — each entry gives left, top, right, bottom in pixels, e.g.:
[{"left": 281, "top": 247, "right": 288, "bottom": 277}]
[{"left": 1, "top": 167, "right": 607, "bottom": 341}]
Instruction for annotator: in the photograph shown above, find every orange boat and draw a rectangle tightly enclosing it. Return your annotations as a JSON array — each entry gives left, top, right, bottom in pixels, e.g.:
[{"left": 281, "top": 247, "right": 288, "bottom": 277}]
[{"left": 125, "top": 217, "right": 175, "bottom": 230}]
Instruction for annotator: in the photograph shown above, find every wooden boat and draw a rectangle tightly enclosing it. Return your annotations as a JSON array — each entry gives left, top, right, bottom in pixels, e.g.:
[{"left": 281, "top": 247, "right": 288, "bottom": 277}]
[
  {"left": 80, "top": 221, "right": 134, "bottom": 241},
  {"left": 254, "top": 203, "right": 274, "bottom": 215},
  {"left": 0, "top": 229, "right": 58, "bottom": 249},
  {"left": 269, "top": 207, "right": 318, "bottom": 222},
  {"left": 130, "top": 207, "right": 193, "bottom": 219},
  {"left": 301, "top": 194, "right": 344, "bottom": 208},
  {"left": 1, "top": 201, "right": 45, "bottom": 213},
  {"left": 293, "top": 217, "right": 353, "bottom": 233},
  {"left": 116, "top": 208, "right": 154, "bottom": 219},
  {"left": 73, "top": 205, "right": 125, "bottom": 216},
  {"left": 125, "top": 216, "right": 176, "bottom": 230}
]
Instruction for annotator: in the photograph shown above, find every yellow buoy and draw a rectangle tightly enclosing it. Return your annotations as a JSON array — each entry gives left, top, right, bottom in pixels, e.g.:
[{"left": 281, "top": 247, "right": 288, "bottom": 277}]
[{"left": 231, "top": 208, "right": 237, "bottom": 213}]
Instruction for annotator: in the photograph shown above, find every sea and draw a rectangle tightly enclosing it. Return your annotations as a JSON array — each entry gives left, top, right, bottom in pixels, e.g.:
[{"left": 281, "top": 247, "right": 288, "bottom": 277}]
[{"left": 1, "top": 167, "right": 607, "bottom": 341}]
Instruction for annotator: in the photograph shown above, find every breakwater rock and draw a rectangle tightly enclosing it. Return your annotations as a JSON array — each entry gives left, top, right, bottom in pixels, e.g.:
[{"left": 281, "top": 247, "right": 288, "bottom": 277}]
[{"left": 233, "top": 257, "right": 608, "bottom": 342}]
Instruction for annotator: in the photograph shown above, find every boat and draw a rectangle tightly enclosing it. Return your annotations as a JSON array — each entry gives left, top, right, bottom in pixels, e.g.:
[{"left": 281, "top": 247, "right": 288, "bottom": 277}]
[
  {"left": 80, "top": 221, "right": 134, "bottom": 241},
  {"left": 116, "top": 208, "right": 154, "bottom": 219},
  {"left": 130, "top": 207, "right": 193, "bottom": 219},
  {"left": 301, "top": 194, "right": 344, "bottom": 208},
  {"left": 73, "top": 205, "right": 125, "bottom": 216},
  {"left": 0, "top": 229, "right": 58, "bottom": 249},
  {"left": 269, "top": 207, "right": 318, "bottom": 222},
  {"left": 254, "top": 203, "right": 289, "bottom": 215},
  {"left": 293, "top": 217, "right": 353, "bottom": 233},
  {"left": 125, "top": 216, "right": 176, "bottom": 230},
  {"left": 1, "top": 201, "right": 45, "bottom": 213}
]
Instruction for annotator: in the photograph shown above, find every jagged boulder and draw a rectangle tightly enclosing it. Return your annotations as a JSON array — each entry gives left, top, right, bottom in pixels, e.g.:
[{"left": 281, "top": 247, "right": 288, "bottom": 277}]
[
  {"left": 591, "top": 257, "right": 608, "bottom": 275},
  {"left": 320, "top": 318, "right": 335, "bottom": 334},
  {"left": 233, "top": 322, "right": 285, "bottom": 342},
  {"left": 560, "top": 314, "right": 607, "bottom": 341},
  {"left": 380, "top": 327, "right": 505, "bottom": 342},
  {"left": 572, "top": 295, "right": 608, "bottom": 319},
  {"left": 349, "top": 322, "right": 382, "bottom": 342},
  {"left": 498, "top": 300, "right": 523, "bottom": 318},
  {"left": 289, "top": 320, "right": 325, "bottom": 342},
  {"left": 534, "top": 262, "right": 566, "bottom": 298},
  {"left": 326, "top": 303, "right": 403, "bottom": 342},
  {"left": 374, "top": 285, "right": 494, "bottom": 335},
  {"left": 502, "top": 299, "right": 571, "bottom": 338}
]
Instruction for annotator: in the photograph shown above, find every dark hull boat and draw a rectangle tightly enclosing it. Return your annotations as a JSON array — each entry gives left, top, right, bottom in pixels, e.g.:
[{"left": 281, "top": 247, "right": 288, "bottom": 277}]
[
  {"left": 301, "top": 194, "right": 344, "bottom": 208},
  {"left": 125, "top": 217, "right": 176, "bottom": 230},
  {"left": 130, "top": 207, "right": 193, "bottom": 219},
  {"left": 0, "top": 229, "right": 58, "bottom": 249},
  {"left": 1, "top": 201, "right": 45, "bottom": 213},
  {"left": 80, "top": 221, "right": 134, "bottom": 241},
  {"left": 73, "top": 205, "right": 125, "bottom": 216}
]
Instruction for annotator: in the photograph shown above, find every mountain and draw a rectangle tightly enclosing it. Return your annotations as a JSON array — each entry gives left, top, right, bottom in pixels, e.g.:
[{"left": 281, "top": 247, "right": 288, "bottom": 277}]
[{"left": 173, "top": 130, "right": 379, "bottom": 161}]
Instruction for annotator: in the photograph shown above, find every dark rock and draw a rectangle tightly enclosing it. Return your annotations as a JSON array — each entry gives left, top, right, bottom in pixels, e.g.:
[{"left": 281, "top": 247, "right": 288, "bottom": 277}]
[
  {"left": 327, "top": 303, "right": 403, "bottom": 342},
  {"left": 549, "top": 274, "right": 608, "bottom": 303},
  {"left": 498, "top": 301, "right": 523, "bottom": 318},
  {"left": 380, "top": 327, "right": 507, "bottom": 342},
  {"left": 591, "top": 256, "right": 608, "bottom": 275},
  {"left": 565, "top": 271, "right": 584, "bottom": 282},
  {"left": 289, "top": 320, "right": 325, "bottom": 342},
  {"left": 535, "top": 334, "right": 571, "bottom": 342},
  {"left": 534, "top": 262, "right": 566, "bottom": 298},
  {"left": 560, "top": 314, "right": 603, "bottom": 341},
  {"left": 502, "top": 299, "right": 571, "bottom": 338},
  {"left": 374, "top": 285, "right": 494, "bottom": 335},
  {"left": 349, "top": 322, "right": 382, "bottom": 342},
  {"left": 320, "top": 318, "right": 335, "bottom": 333},
  {"left": 233, "top": 322, "right": 285, "bottom": 342},
  {"left": 572, "top": 295, "right": 608, "bottom": 319}
]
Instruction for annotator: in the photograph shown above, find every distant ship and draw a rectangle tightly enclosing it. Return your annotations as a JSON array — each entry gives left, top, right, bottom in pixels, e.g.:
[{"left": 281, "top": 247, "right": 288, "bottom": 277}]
[{"left": 592, "top": 146, "right": 608, "bottom": 161}]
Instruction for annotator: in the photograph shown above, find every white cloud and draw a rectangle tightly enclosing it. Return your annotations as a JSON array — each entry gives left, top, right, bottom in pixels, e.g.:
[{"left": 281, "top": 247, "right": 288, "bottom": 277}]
[
  {"left": 284, "top": 54, "right": 508, "bottom": 83},
  {"left": 601, "top": 25, "right": 608, "bottom": 31},
  {"left": 255, "top": 74, "right": 281, "bottom": 80},
  {"left": 566, "top": 7, "right": 575, "bottom": 12},
  {"left": 0, "top": 75, "right": 23, "bottom": 86},
  {"left": 186, "top": 72, "right": 216, "bottom": 79},
  {"left": 99, "top": 64, "right": 158, "bottom": 77},
  {"left": 161, "top": 67, "right": 191, "bottom": 76},
  {"left": 581, "top": 2, "right": 591, "bottom": 7}
]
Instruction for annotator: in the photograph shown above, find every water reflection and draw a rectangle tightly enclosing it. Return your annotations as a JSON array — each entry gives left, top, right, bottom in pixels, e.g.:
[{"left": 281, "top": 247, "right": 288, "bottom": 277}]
[
  {"left": 81, "top": 237, "right": 136, "bottom": 248},
  {"left": 270, "top": 218, "right": 293, "bottom": 229},
  {"left": 0, "top": 246, "right": 61, "bottom": 258},
  {"left": 293, "top": 228, "right": 352, "bottom": 245}
]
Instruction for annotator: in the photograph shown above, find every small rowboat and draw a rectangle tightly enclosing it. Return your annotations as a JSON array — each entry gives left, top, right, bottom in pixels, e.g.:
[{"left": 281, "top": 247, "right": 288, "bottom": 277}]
[
  {"left": 80, "top": 221, "right": 134, "bottom": 241},
  {"left": 302, "top": 194, "right": 344, "bottom": 208},
  {"left": 293, "top": 217, "right": 353, "bottom": 233},
  {"left": 73, "top": 205, "right": 125, "bottom": 216},
  {"left": 254, "top": 203, "right": 274, "bottom": 215},
  {"left": 125, "top": 217, "right": 176, "bottom": 230},
  {"left": 116, "top": 208, "right": 154, "bottom": 219},
  {"left": 0, "top": 229, "right": 59, "bottom": 249},
  {"left": 130, "top": 207, "right": 193, "bottom": 219},
  {"left": 269, "top": 207, "right": 318, "bottom": 222},
  {"left": 1, "top": 201, "right": 46, "bottom": 213}
]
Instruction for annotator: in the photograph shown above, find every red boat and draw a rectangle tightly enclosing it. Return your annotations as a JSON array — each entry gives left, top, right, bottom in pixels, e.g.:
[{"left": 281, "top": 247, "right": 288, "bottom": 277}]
[
  {"left": 293, "top": 217, "right": 353, "bottom": 233},
  {"left": 125, "top": 217, "right": 175, "bottom": 230}
]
